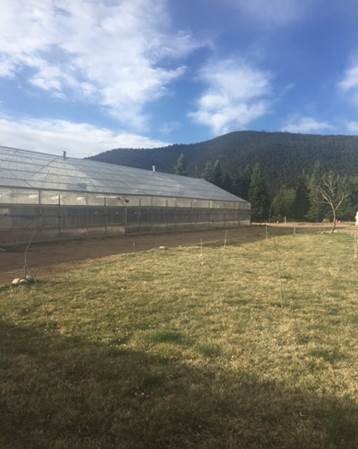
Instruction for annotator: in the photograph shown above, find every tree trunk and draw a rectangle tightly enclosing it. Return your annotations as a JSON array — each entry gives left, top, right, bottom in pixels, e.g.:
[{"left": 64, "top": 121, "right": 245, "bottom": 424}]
[{"left": 331, "top": 206, "right": 336, "bottom": 233}]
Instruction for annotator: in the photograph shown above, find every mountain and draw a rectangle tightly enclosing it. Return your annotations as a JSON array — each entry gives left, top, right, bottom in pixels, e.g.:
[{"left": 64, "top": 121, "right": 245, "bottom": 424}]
[{"left": 90, "top": 131, "right": 358, "bottom": 193}]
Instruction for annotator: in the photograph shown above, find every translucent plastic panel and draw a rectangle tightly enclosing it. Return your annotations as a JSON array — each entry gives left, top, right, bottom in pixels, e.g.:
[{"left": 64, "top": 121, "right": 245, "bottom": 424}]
[
  {"left": 40, "top": 191, "right": 61, "bottom": 205},
  {"left": 0, "top": 187, "right": 39, "bottom": 204},
  {"left": 138, "top": 196, "right": 152, "bottom": 207},
  {"left": 61, "top": 192, "right": 88, "bottom": 206},
  {"left": 166, "top": 197, "right": 176, "bottom": 207},
  {"left": 191, "top": 199, "right": 210, "bottom": 208},
  {"left": 87, "top": 194, "right": 105, "bottom": 206},
  {"left": 151, "top": 197, "right": 167, "bottom": 207},
  {"left": 105, "top": 196, "right": 125, "bottom": 207},
  {"left": 175, "top": 198, "right": 192, "bottom": 208},
  {"left": 125, "top": 196, "right": 141, "bottom": 206},
  {"left": 0, "top": 146, "right": 249, "bottom": 207},
  {"left": 0, "top": 188, "right": 13, "bottom": 203}
]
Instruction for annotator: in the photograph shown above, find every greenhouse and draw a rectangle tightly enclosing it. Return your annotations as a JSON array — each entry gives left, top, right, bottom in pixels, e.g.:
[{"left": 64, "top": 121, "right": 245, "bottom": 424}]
[{"left": 0, "top": 146, "right": 251, "bottom": 245}]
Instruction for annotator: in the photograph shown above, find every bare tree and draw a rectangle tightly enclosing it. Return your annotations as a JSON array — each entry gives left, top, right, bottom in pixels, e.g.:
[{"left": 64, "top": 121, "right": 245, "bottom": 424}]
[
  {"left": 318, "top": 171, "right": 351, "bottom": 233},
  {"left": 20, "top": 156, "right": 58, "bottom": 281}
]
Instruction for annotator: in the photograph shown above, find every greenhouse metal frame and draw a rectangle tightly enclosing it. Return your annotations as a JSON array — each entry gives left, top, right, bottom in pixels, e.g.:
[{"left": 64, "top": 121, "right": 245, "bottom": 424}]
[{"left": 0, "top": 146, "right": 251, "bottom": 245}]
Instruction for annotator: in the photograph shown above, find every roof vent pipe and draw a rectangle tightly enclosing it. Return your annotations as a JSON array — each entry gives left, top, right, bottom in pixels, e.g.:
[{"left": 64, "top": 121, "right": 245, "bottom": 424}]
[
  {"left": 63, "top": 150, "right": 67, "bottom": 160},
  {"left": 152, "top": 165, "right": 156, "bottom": 172}
]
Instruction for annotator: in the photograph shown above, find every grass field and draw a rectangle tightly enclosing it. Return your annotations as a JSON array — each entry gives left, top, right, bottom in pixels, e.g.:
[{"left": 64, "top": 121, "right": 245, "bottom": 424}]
[{"left": 0, "top": 229, "right": 357, "bottom": 449}]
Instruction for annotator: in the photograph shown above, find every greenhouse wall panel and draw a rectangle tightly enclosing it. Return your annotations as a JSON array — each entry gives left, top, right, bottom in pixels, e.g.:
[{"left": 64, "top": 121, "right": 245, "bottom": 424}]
[{"left": 0, "top": 146, "right": 251, "bottom": 245}]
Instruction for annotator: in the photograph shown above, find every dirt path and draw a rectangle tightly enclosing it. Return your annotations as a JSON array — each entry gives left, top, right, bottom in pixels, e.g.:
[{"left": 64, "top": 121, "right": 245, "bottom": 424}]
[{"left": 0, "top": 223, "right": 350, "bottom": 284}]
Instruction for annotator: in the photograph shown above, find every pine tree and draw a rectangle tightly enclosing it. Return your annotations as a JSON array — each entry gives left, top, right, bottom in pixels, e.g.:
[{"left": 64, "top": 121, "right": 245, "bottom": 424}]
[
  {"left": 272, "top": 185, "right": 296, "bottom": 219},
  {"left": 193, "top": 164, "right": 200, "bottom": 178},
  {"left": 345, "top": 177, "right": 358, "bottom": 219},
  {"left": 292, "top": 178, "right": 310, "bottom": 219},
  {"left": 248, "top": 164, "right": 270, "bottom": 221},
  {"left": 307, "top": 161, "right": 327, "bottom": 222},
  {"left": 212, "top": 160, "right": 224, "bottom": 187},
  {"left": 221, "top": 172, "right": 233, "bottom": 193},
  {"left": 232, "top": 166, "right": 251, "bottom": 200},
  {"left": 174, "top": 153, "right": 187, "bottom": 176},
  {"left": 202, "top": 161, "right": 215, "bottom": 183},
  {"left": 202, "top": 160, "right": 224, "bottom": 187}
]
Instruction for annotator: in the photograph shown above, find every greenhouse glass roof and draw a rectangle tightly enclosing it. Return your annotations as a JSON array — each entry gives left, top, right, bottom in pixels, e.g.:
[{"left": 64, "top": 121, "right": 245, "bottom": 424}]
[{"left": 0, "top": 146, "right": 247, "bottom": 203}]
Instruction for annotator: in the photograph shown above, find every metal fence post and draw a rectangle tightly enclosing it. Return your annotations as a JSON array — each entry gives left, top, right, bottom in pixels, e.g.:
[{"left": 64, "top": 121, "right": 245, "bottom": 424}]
[{"left": 104, "top": 197, "right": 108, "bottom": 235}]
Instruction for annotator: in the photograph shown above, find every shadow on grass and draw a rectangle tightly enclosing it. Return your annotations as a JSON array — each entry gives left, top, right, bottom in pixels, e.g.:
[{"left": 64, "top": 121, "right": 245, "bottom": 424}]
[{"left": 0, "top": 320, "right": 357, "bottom": 449}]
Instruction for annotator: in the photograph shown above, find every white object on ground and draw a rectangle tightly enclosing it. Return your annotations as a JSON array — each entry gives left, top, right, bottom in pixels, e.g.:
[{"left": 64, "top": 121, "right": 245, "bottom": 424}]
[{"left": 11, "top": 276, "right": 35, "bottom": 286}]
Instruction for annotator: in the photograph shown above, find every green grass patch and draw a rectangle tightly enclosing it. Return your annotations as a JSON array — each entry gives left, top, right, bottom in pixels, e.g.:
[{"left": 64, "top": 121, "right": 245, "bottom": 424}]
[
  {"left": 146, "top": 329, "right": 187, "bottom": 345},
  {"left": 194, "top": 342, "right": 223, "bottom": 358},
  {"left": 309, "top": 348, "right": 346, "bottom": 364}
]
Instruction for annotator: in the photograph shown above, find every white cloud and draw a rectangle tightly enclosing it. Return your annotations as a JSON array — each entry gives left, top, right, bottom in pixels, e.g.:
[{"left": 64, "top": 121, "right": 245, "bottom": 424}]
[
  {"left": 0, "top": 0, "right": 199, "bottom": 129},
  {"left": 282, "top": 116, "right": 333, "bottom": 134},
  {"left": 339, "top": 64, "right": 358, "bottom": 91},
  {"left": 338, "top": 63, "right": 358, "bottom": 105},
  {"left": 0, "top": 116, "right": 169, "bottom": 157},
  {"left": 345, "top": 121, "right": 358, "bottom": 133},
  {"left": 232, "top": 0, "right": 315, "bottom": 25},
  {"left": 159, "top": 121, "right": 181, "bottom": 135},
  {"left": 189, "top": 59, "right": 271, "bottom": 134}
]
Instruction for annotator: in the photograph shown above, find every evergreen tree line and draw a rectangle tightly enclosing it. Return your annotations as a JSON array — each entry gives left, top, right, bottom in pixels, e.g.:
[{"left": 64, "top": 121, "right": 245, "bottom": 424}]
[{"left": 174, "top": 153, "right": 358, "bottom": 222}]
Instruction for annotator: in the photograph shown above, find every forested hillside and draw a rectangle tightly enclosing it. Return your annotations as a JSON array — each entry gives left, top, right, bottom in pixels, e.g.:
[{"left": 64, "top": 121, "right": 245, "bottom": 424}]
[
  {"left": 91, "top": 131, "right": 358, "bottom": 221},
  {"left": 91, "top": 131, "right": 358, "bottom": 187}
]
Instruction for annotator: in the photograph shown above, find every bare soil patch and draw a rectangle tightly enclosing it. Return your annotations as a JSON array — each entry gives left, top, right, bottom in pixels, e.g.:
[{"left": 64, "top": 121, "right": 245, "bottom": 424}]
[{"left": 0, "top": 223, "right": 349, "bottom": 284}]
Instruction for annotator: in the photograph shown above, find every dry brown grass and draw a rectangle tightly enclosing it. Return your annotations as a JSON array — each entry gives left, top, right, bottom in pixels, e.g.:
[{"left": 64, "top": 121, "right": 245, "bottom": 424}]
[{"left": 0, "top": 230, "right": 357, "bottom": 449}]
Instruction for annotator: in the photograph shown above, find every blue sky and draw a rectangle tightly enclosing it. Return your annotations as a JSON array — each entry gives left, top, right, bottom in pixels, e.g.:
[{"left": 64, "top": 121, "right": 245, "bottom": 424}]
[{"left": 1, "top": 0, "right": 358, "bottom": 156}]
